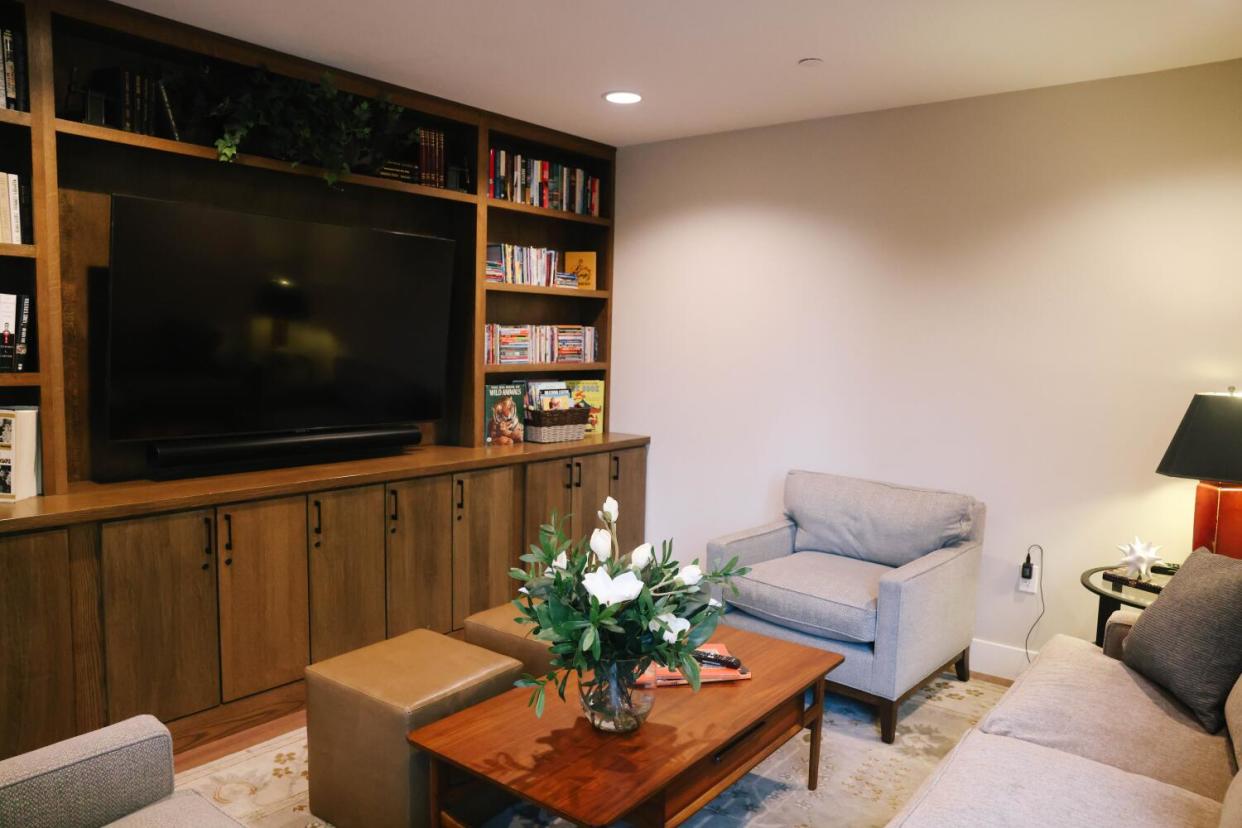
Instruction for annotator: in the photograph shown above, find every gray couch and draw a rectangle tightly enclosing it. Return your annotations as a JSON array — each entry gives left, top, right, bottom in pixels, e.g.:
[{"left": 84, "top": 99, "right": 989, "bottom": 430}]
[
  {"left": 708, "top": 470, "right": 984, "bottom": 742},
  {"left": 889, "top": 611, "right": 1242, "bottom": 827},
  {"left": 0, "top": 715, "right": 240, "bottom": 828}
]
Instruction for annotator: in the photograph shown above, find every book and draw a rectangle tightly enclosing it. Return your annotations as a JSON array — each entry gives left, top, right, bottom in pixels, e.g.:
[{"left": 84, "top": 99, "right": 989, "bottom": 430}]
[
  {"left": 525, "top": 380, "right": 571, "bottom": 411},
  {"left": 157, "top": 79, "right": 180, "bottom": 140},
  {"left": 0, "top": 292, "right": 15, "bottom": 370},
  {"left": 0, "top": 406, "right": 39, "bottom": 501},
  {"left": 13, "top": 293, "right": 30, "bottom": 371},
  {"left": 564, "top": 251, "right": 597, "bottom": 290},
  {"left": 635, "top": 643, "right": 751, "bottom": 688},
  {"left": 484, "top": 382, "right": 526, "bottom": 445},
  {"left": 0, "top": 175, "right": 9, "bottom": 243},
  {"left": 484, "top": 324, "right": 597, "bottom": 365},
  {"left": 1, "top": 29, "right": 15, "bottom": 110},
  {"left": 6, "top": 172, "right": 19, "bottom": 243},
  {"left": 485, "top": 243, "right": 561, "bottom": 287},
  {"left": 566, "top": 379, "right": 605, "bottom": 434},
  {"left": 490, "top": 147, "right": 601, "bottom": 216}
]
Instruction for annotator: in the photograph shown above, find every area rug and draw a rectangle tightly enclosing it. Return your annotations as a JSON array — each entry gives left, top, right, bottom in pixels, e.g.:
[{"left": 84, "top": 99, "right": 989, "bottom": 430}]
[{"left": 174, "top": 673, "right": 1006, "bottom": 828}]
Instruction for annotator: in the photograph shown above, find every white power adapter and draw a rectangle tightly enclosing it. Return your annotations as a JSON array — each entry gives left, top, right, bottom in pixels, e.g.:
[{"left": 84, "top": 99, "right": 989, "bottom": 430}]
[{"left": 1018, "top": 565, "right": 1039, "bottom": 594}]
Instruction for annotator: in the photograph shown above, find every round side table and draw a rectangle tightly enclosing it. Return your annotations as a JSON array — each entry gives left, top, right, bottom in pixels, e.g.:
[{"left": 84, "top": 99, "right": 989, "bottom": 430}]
[{"left": 1079, "top": 566, "right": 1172, "bottom": 645}]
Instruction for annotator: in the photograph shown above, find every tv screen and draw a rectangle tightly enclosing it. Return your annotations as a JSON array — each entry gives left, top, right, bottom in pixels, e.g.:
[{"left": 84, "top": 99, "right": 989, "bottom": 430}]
[{"left": 105, "top": 195, "right": 456, "bottom": 443}]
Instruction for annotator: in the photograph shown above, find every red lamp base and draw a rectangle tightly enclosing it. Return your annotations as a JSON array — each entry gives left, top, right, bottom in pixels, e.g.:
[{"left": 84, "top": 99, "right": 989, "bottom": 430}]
[{"left": 1193, "top": 481, "right": 1242, "bottom": 559}]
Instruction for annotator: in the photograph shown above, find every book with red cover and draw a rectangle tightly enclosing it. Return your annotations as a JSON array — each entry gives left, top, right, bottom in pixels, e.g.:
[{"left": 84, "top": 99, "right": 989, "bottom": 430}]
[{"left": 635, "top": 642, "right": 750, "bottom": 688}]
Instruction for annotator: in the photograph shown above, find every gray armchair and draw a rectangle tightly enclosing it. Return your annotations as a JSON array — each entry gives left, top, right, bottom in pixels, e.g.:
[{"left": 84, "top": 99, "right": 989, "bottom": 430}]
[
  {"left": 708, "top": 471, "right": 985, "bottom": 743},
  {"left": 0, "top": 715, "right": 240, "bottom": 827}
]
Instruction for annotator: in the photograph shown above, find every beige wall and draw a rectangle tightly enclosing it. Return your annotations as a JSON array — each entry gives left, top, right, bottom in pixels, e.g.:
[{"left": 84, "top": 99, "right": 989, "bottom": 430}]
[{"left": 611, "top": 59, "right": 1242, "bottom": 676}]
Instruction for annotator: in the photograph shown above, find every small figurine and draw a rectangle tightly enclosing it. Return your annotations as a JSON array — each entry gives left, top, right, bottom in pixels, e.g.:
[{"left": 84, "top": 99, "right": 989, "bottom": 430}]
[{"left": 1117, "top": 537, "right": 1163, "bottom": 581}]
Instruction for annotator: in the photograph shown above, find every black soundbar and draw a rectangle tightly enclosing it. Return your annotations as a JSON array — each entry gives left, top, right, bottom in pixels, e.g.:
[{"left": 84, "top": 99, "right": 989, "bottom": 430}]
[{"left": 150, "top": 426, "right": 422, "bottom": 470}]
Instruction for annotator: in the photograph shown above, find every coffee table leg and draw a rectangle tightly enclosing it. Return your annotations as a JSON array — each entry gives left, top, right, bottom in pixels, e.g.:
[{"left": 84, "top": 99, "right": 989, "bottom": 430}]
[
  {"left": 429, "top": 756, "right": 444, "bottom": 827},
  {"left": 808, "top": 677, "right": 824, "bottom": 790}
]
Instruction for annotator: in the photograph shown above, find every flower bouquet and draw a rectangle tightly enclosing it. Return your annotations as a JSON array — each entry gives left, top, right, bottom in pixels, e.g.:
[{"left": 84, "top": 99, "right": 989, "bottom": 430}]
[{"left": 509, "top": 496, "right": 749, "bottom": 733}]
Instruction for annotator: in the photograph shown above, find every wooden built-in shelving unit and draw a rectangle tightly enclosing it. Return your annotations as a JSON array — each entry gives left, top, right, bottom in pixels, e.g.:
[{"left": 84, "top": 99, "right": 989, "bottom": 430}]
[{"left": 0, "top": 0, "right": 618, "bottom": 495}]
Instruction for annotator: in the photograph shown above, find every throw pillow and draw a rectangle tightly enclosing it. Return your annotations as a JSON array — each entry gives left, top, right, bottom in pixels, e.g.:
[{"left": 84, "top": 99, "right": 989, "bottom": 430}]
[{"left": 1122, "top": 548, "right": 1242, "bottom": 733}]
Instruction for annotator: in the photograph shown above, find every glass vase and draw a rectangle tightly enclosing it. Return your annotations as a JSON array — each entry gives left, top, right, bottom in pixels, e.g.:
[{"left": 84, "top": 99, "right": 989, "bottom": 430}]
[{"left": 578, "top": 659, "right": 655, "bottom": 733}]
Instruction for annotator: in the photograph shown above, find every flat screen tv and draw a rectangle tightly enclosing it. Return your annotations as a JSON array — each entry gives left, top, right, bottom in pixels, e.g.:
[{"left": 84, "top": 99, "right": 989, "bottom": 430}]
[{"left": 103, "top": 195, "right": 456, "bottom": 451}]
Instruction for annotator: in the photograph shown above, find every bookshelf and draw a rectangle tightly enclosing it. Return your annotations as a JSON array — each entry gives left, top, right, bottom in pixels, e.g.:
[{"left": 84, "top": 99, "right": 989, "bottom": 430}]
[{"left": 0, "top": 0, "right": 618, "bottom": 492}]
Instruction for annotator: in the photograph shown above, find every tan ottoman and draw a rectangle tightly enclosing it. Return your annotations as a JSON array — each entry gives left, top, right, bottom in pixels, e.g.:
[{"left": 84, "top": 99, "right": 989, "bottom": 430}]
[
  {"left": 464, "top": 603, "right": 555, "bottom": 676},
  {"left": 305, "top": 629, "right": 521, "bottom": 828}
]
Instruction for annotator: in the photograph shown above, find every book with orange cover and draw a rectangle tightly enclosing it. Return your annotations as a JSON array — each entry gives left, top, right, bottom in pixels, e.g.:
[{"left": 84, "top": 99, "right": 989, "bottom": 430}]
[{"left": 635, "top": 643, "right": 751, "bottom": 688}]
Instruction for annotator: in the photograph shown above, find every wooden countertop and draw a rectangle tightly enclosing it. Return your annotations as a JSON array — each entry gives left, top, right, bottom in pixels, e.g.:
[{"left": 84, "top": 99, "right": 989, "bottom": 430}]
[{"left": 0, "top": 433, "right": 650, "bottom": 533}]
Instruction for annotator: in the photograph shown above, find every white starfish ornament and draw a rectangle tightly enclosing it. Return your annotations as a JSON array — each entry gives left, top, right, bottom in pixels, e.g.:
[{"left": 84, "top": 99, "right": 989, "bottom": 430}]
[{"left": 1117, "top": 537, "right": 1163, "bottom": 581}]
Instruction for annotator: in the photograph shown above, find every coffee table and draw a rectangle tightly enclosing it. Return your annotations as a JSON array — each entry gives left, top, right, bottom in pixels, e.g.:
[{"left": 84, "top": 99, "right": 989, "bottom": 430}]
[{"left": 408, "top": 626, "right": 843, "bottom": 827}]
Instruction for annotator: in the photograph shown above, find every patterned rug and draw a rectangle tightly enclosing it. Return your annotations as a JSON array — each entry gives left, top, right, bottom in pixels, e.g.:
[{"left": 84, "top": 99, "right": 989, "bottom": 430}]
[{"left": 175, "top": 674, "right": 1006, "bottom": 828}]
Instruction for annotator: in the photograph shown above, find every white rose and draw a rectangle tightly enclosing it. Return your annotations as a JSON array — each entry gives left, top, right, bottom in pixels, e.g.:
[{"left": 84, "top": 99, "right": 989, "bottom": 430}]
[
  {"left": 677, "top": 564, "right": 703, "bottom": 586},
  {"left": 589, "top": 528, "right": 612, "bottom": 560},
  {"left": 655, "top": 612, "right": 691, "bottom": 644},
  {"left": 582, "top": 567, "right": 643, "bottom": 606},
  {"left": 630, "top": 543, "right": 653, "bottom": 569},
  {"left": 599, "top": 496, "right": 619, "bottom": 523}
]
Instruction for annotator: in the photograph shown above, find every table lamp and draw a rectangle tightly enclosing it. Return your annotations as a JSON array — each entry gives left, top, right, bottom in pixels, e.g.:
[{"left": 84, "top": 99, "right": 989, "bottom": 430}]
[{"left": 1157, "top": 390, "right": 1242, "bottom": 559}]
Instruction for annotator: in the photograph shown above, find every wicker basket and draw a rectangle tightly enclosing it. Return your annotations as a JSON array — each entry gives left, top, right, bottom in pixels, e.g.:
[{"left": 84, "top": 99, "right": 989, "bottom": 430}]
[{"left": 525, "top": 407, "right": 591, "bottom": 443}]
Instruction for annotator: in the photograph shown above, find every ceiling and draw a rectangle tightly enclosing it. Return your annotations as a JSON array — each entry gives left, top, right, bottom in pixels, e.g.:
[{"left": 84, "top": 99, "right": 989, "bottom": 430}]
[{"left": 118, "top": 1, "right": 1242, "bottom": 147}]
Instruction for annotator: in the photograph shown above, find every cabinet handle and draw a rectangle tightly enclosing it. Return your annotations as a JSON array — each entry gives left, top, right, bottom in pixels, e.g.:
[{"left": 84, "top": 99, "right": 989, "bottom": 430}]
[
  {"left": 313, "top": 500, "right": 323, "bottom": 548},
  {"left": 456, "top": 479, "right": 465, "bottom": 509},
  {"left": 389, "top": 489, "right": 399, "bottom": 533},
  {"left": 203, "top": 516, "right": 212, "bottom": 555},
  {"left": 574, "top": 461, "right": 583, "bottom": 488},
  {"left": 612, "top": 455, "right": 620, "bottom": 481},
  {"left": 564, "top": 461, "right": 573, "bottom": 490},
  {"left": 223, "top": 513, "right": 233, "bottom": 566}
]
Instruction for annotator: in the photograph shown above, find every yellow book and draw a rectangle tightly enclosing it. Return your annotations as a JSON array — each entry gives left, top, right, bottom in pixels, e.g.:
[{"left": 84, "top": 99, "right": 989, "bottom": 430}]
[
  {"left": 564, "top": 251, "right": 597, "bottom": 290},
  {"left": 566, "top": 379, "right": 605, "bottom": 434}
]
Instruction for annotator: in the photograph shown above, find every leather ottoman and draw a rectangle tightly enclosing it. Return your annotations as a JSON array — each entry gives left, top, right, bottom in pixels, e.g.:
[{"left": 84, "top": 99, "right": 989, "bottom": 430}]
[
  {"left": 305, "top": 629, "right": 521, "bottom": 828},
  {"left": 464, "top": 603, "right": 555, "bottom": 676}
]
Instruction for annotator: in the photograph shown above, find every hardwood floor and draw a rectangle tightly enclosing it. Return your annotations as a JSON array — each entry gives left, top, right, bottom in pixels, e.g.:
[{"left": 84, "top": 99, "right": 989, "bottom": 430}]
[{"left": 173, "top": 709, "right": 306, "bottom": 773}]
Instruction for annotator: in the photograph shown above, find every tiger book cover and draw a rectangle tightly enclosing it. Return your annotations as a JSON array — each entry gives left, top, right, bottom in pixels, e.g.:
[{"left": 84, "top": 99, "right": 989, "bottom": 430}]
[
  {"left": 484, "top": 382, "right": 526, "bottom": 445},
  {"left": 564, "top": 251, "right": 597, "bottom": 290},
  {"left": 566, "top": 379, "right": 605, "bottom": 434}
]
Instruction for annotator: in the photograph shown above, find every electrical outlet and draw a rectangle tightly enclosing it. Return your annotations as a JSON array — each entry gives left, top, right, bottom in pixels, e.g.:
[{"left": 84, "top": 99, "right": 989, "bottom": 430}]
[{"left": 1018, "top": 565, "right": 1039, "bottom": 594}]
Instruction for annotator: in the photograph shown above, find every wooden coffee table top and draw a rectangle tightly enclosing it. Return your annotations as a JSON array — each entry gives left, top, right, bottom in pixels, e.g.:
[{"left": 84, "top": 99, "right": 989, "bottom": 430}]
[{"left": 408, "top": 626, "right": 843, "bottom": 826}]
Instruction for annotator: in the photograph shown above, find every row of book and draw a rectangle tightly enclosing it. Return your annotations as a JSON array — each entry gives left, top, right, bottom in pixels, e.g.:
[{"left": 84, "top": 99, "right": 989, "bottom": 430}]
[
  {"left": 484, "top": 379, "right": 604, "bottom": 445},
  {"left": 89, "top": 68, "right": 180, "bottom": 138},
  {"left": 375, "top": 126, "right": 450, "bottom": 188},
  {"left": 0, "top": 406, "right": 39, "bottom": 501},
  {"left": 0, "top": 26, "right": 28, "bottom": 111},
  {"left": 0, "top": 172, "right": 30, "bottom": 244},
  {"left": 488, "top": 148, "right": 600, "bottom": 217},
  {"left": 485, "top": 245, "right": 597, "bottom": 289},
  {"left": 0, "top": 292, "right": 32, "bottom": 372},
  {"left": 484, "top": 324, "right": 598, "bottom": 365}
]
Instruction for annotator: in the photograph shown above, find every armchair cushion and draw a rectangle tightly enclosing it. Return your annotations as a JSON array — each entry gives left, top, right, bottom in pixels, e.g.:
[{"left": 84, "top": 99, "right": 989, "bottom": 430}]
[
  {"left": 784, "top": 471, "right": 976, "bottom": 567},
  {"left": 727, "top": 551, "right": 889, "bottom": 643}
]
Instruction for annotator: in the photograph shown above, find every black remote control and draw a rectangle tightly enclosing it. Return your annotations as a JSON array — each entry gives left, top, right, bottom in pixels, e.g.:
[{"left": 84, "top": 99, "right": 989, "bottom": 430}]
[{"left": 692, "top": 649, "right": 742, "bottom": 669}]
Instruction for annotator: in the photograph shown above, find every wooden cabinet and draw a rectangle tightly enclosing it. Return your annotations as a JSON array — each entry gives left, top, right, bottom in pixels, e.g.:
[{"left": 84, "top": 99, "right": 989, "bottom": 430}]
[
  {"left": 0, "top": 530, "right": 74, "bottom": 759},
  {"left": 611, "top": 447, "right": 648, "bottom": 554},
  {"left": 452, "top": 467, "right": 522, "bottom": 629},
  {"left": 573, "top": 453, "right": 611, "bottom": 538},
  {"left": 387, "top": 476, "right": 453, "bottom": 635},
  {"left": 217, "top": 497, "right": 309, "bottom": 701},
  {"left": 524, "top": 453, "right": 613, "bottom": 551},
  {"left": 308, "top": 486, "right": 387, "bottom": 662},
  {"left": 101, "top": 511, "right": 219, "bottom": 722}
]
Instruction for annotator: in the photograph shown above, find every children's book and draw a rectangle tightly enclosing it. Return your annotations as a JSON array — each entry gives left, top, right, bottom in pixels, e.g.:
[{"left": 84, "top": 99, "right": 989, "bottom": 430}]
[
  {"left": 566, "top": 379, "right": 605, "bottom": 434},
  {"left": 564, "top": 251, "right": 597, "bottom": 290},
  {"left": 483, "top": 382, "right": 525, "bottom": 445}
]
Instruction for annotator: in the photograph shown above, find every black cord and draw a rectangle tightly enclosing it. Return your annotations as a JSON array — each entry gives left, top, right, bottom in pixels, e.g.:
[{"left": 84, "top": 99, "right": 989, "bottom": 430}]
[{"left": 1024, "top": 544, "right": 1046, "bottom": 663}]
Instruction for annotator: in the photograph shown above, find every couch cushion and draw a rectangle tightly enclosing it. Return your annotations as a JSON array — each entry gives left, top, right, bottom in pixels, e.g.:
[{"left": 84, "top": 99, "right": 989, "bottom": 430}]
[
  {"left": 887, "top": 728, "right": 1222, "bottom": 828},
  {"left": 107, "top": 791, "right": 241, "bottom": 827},
  {"left": 1222, "top": 773, "right": 1242, "bottom": 828},
  {"left": 726, "top": 551, "right": 887, "bottom": 643},
  {"left": 1229, "top": 677, "right": 1242, "bottom": 772},
  {"left": 980, "top": 635, "right": 1234, "bottom": 801},
  {"left": 1123, "top": 549, "right": 1242, "bottom": 734},
  {"left": 784, "top": 471, "right": 974, "bottom": 567}
]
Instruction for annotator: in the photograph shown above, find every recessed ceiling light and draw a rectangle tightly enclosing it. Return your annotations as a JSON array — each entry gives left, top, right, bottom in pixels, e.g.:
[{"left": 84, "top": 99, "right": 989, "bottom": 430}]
[
  {"left": 603, "top": 91, "right": 642, "bottom": 105},
  {"left": 797, "top": 57, "right": 824, "bottom": 67}
]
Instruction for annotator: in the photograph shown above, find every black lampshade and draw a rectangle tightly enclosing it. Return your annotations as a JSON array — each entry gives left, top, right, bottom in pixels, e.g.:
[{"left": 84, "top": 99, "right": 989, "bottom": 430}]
[{"left": 1157, "top": 393, "right": 1242, "bottom": 483}]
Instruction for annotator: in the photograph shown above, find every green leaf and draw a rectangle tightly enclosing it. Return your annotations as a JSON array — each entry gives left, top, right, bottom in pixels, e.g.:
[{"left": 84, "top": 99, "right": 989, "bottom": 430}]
[
  {"left": 580, "top": 625, "right": 596, "bottom": 652},
  {"left": 680, "top": 653, "right": 702, "bottom": 691}
]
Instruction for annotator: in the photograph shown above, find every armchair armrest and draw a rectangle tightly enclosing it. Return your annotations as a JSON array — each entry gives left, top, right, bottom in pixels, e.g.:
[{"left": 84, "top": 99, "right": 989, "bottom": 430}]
[
  {"left": 1102, "top": 609, "right": 1141, "bottom": 659},
  {"left": 873, "top": 541, "right": 981, "bottom": 700},
  {"left": 707, "top": 519, "right": 796, "bottom": 571},
  {"left": 0, "top": 715, "right": 174, "bottom": 828}
]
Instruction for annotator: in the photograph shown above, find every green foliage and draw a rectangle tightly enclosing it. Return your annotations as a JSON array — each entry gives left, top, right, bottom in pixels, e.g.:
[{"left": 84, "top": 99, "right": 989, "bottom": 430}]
[
  {"left": 511, "top": 505, "right": 749, "bottom": 715},
  {"left": 211, "top": 69, "right": 412, "bottom": 185}
]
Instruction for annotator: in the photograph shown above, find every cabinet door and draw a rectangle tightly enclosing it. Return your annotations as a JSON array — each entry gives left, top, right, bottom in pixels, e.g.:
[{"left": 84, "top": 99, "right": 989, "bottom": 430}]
[
  {"left": 101, "top": 510, "right": 219, "bottom": 722},
  {"left": 309, "top": 486, "right": 386, "bottom": 662},
  {"left": 610, "top": 447, "right": 648, "bottom": 555},
  {"left": 387, "top": 476, "right": 453, "bottom": 636},
  {"left": 571, "top": 453, "right": 612, "bottom": 541},
  {"left": 0, "top": 530, "right": 73, "bottom": 759},
  {"left": 523, "top": 458, "right": 573, "bottom": 552},
  {"left": 452, "top": 467, "right": 521, "bottom": 629},
  {"left": 217, "top": 496, "right": 309, "bottom": 701}
]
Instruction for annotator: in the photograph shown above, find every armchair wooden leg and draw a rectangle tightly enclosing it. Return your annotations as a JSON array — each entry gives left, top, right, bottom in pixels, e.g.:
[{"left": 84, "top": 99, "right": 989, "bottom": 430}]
[
  {"left": 954, "top": 647, "right": 970, "bottom": 682},
  {"left": 879, "top": 699, "right": 897, "bottom": 744}
]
